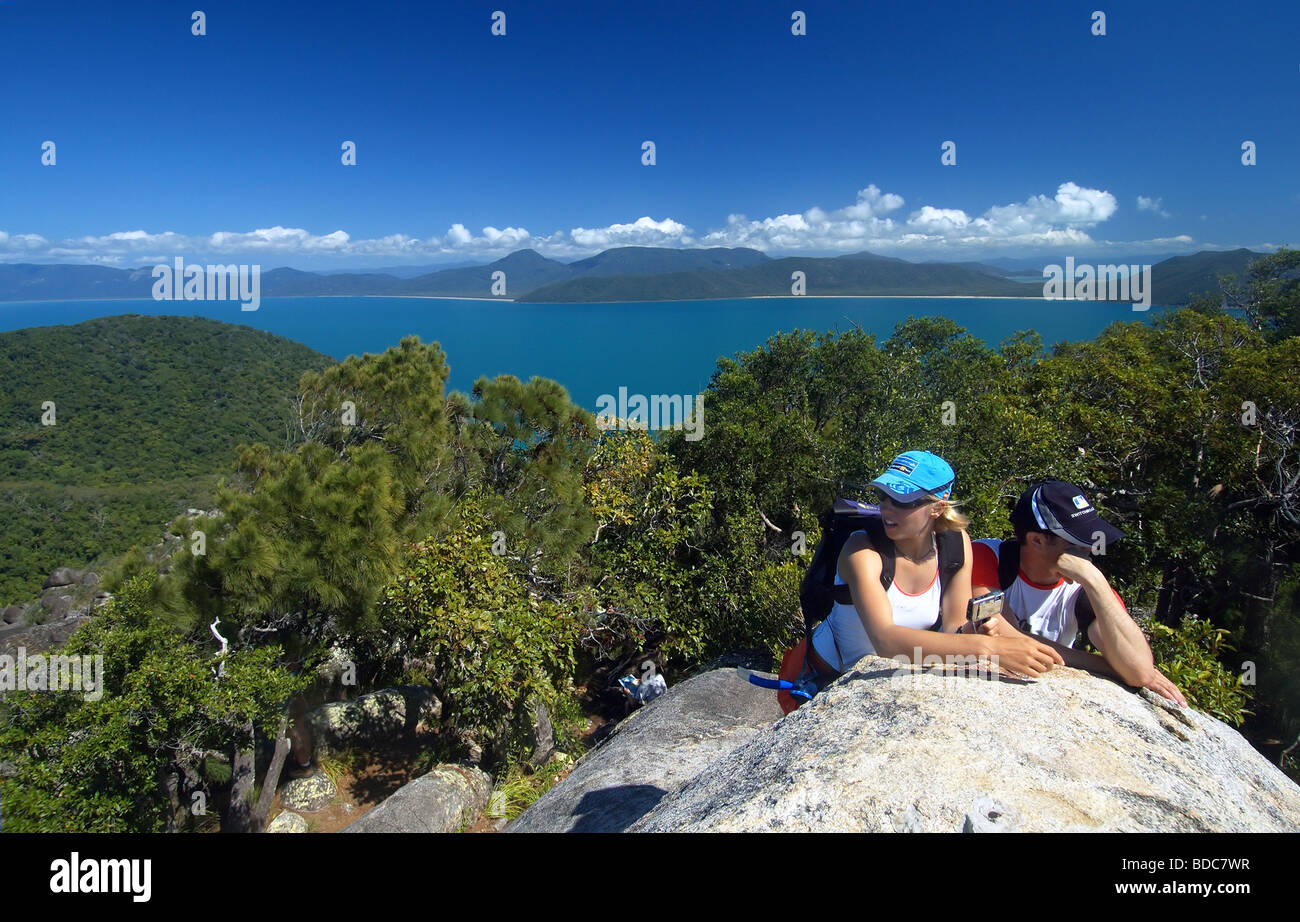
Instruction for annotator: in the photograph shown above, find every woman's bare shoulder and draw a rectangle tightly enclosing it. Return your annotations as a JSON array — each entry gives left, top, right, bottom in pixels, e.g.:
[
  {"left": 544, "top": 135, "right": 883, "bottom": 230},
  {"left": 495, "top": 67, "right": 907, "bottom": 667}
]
[{"left": 838, "top": 531, "right": 883, "bottom": 572}]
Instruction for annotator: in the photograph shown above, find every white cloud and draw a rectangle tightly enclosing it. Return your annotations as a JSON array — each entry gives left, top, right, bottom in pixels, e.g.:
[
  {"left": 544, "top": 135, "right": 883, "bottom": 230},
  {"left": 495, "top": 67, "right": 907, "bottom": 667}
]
[
  {"left": 840, "top": 184, "right": 905, "bottom": 219},
  {"left": 907, "top": 206, "right": 970, "bottom": 232},
  {"left": 701, "top": 181, "right": 1122, "bottom": 254},
  {"left": 1137, "top": 195, "right": 1171, "bottom": 218},
  {"left": 569, "top": 216, "right": 690, "bottom": 248},
  {"left": 0, "top": 181, "right": 1203, "bottom": 268}
]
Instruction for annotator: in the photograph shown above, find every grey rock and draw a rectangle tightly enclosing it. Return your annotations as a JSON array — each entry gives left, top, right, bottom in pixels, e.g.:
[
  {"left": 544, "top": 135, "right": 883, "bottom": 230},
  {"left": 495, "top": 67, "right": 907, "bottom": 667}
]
[
  {"left": 341, "top": 765, "right": 491, "bottom": 833},
  {"left": 307, "top": 685, "right": 441, "bottom": 757},
  {"left": 279, "top": 770, "right": 337, "bottom": 812},
  {"left": 144, "top": 535, "right": 183, "bottom": 568},
  {"left": 39, "top": 580, "right": 95, "bottom": 621},
  {"left": 314, "top": 645, "right": 355, "bottom": 683},
  {"left": 1, "top": 605, "right": 24, "bottom": 625},
  {"left": 963, "top": 796, "right": 1021, "bottom": 833},
  {"left": 42, "top": 568, "right": 84, "bottom": 590},
  {"left": 267, "top": 811, "right": 309, "bottom": 833},
  {"left": 508, "top": 668, "right": 782, "bottom": 833},
  {"left": 79, "top": 572, "right": 100, "bottom": 588},
  {"left": 0, "top": 616, "right": 91, "bottom": 657},
  {"left": 629, "top": 656, "right": 1300, "bottom": 832},
  {"left": 39, "top": 591, "right": 76, "bottom": 620}
]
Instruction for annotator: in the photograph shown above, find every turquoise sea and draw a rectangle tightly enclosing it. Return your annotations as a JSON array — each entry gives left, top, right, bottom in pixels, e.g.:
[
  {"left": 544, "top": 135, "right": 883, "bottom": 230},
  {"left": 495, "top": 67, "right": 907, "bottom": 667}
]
[{"left": 0, "top": 296, "right": 1164, "bottom": 412}]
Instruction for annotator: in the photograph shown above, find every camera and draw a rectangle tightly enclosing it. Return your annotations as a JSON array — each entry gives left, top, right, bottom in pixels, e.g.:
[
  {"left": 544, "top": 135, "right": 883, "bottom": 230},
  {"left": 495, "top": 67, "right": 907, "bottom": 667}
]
[{"left": 966, "top": 590, "right": 1004, "bottom": 629}]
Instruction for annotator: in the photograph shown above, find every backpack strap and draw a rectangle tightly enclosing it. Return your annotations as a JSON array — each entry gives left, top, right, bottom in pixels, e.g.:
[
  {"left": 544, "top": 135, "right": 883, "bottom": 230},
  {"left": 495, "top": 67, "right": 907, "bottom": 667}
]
[
  {"left": 864, "top": 516, "right": 896, "bottom": 590},
  {"left": 929, "top": 530, "right": 966, "bottom": 630},
  {"left": 996, "top": 538, "right": 1021, "bottom": 590}
]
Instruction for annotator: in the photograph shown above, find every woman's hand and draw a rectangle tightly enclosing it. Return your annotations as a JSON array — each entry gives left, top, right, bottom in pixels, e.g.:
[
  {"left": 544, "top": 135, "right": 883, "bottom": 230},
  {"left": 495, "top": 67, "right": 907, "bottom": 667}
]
[
  {"left": 976, "top": 614, "right": 1014, "bottom": 636},
  {"left": 980, "top": 632, "right": 1064, "bottom": 678}
]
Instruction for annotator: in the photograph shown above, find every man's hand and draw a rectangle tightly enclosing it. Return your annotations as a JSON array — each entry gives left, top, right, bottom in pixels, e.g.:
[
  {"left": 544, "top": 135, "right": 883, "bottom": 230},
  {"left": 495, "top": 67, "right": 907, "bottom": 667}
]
[
  {"left": 1142, "top": 667, "right": 1189, "bottom": 707},
  {"left": 1052, "top": 548, "right": 1103, "bottom": 585}
]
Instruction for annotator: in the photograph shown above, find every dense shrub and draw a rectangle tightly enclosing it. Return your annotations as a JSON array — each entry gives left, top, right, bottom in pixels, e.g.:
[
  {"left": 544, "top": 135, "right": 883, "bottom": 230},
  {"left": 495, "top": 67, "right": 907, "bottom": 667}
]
[
  {"left": 375, "top": 498, "right": 589, "bottom": 755},
  {"left": 1148, "top": 617, "right": 1251, "bottom": 726}
]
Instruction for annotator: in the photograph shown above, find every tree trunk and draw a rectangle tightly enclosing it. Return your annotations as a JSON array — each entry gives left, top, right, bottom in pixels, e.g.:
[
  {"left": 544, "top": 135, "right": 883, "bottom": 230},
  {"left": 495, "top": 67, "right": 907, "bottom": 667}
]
[
  {"left": 157, "top": 767, "right": 181, "bottom": 833},
  {"left": 287, "top": 695, "right": 313, "bottom": 769},
  {"left": 1241, "top": 543, "right": 1279, "bottom": 654},
  {"left": 250, "top": 717, "right": 291, "bottom": 833},
  {"left": 1154, "top": 562, "right": 1177, "bottom": 627},
  {"left": 223, "top": 720, "right": 257, "bottom": 833}
]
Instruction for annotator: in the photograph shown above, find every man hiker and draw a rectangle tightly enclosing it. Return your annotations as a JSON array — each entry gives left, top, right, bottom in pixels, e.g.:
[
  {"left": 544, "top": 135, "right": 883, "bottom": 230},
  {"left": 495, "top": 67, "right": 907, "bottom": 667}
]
[{"left": 967, "top": 480, "right": 1187, "bottom": 706}]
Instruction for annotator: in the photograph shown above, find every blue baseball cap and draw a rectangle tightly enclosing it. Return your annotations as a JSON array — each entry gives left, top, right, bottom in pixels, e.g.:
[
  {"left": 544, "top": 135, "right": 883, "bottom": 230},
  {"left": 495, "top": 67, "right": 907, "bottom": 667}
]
[{"left": 869, "top": 451, "right": 955, "bottom": 502}]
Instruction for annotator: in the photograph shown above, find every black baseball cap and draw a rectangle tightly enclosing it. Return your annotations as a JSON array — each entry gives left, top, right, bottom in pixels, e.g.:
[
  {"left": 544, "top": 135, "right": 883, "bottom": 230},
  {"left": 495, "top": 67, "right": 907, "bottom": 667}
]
[{"left": 1011, "top": 481, "right": 1124, "bottom": 547}]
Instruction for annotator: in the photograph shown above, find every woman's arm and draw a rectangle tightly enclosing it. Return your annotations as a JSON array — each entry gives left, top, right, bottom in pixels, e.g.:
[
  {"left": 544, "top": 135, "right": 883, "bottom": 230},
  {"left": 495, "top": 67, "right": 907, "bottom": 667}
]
[{"left": 839, "top": 533, "right": 1063, "bottom": 676}]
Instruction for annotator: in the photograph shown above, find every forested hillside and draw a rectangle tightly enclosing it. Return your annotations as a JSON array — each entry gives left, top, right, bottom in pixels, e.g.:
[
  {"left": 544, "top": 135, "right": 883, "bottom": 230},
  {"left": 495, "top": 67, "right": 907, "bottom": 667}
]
[{"left": 0, "top": 315, "right": 332, "bottom": 600}]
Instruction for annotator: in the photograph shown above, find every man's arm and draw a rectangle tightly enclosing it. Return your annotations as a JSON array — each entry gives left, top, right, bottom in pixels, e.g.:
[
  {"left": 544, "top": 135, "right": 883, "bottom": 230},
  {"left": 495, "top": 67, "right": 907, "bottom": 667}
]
[
  {"left": 1056, "top": 555, "right": 1153, "bottom": 683},
  {"left": 1084, "top": 617, "right": 1187, "bottom": 706},
  {"left": 1057, "top": 555, "right": 1188, "bottom": 707}
]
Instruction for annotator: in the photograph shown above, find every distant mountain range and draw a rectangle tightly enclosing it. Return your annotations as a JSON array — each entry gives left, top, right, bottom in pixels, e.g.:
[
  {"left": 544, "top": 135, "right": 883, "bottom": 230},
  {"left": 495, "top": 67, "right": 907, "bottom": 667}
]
[{"left": 0, "top": 246, "right": 1267, "bottom": 306}]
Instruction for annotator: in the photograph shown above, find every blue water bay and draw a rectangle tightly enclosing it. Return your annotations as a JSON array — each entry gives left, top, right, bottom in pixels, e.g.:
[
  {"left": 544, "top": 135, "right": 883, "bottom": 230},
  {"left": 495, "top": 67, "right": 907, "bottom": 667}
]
[{"left": 0, "top": 296, "right": 1162, "bottom": 413}]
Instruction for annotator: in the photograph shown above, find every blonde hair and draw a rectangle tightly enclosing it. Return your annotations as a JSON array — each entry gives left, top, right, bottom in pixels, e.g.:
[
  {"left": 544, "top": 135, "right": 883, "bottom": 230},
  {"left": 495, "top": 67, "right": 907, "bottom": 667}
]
[{"left": 928, "top": 495, "right": 970, "bottom": 533}]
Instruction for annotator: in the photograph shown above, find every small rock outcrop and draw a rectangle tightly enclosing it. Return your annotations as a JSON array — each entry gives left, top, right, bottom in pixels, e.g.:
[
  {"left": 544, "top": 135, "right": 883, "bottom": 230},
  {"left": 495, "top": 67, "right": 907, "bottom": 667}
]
[
  {"left": 626, "top": 656, "right": 1300, "bottom": 832},
  {"left": 0, "top": 616, "right": 92, "bottom": 658},
  {"left": 306, "top": 685, "right": 441, "bottom": 758},
  {"left": 507, "top": 667, "right": 783, "bottom": 833},
  {"left": 279, "top": 770, "right": 337, "bottom": 812},
  {"left": 267, "top": 811, "right": 308, "bottom": 833},
  {"left": 42, "top": 568, "right": 85, "bottom": 590},
  {"left": 39, "top": 588, "right": 88, "bottom": 621},
  {"left": 341, "top": 765, "right": 491, "bottom": 833}
]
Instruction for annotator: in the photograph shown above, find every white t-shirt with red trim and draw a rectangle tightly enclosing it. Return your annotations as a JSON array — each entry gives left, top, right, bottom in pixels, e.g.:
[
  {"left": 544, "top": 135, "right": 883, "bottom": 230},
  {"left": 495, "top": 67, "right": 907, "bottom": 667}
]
[{"left": 971, "top": 539, "right": 1125, "bottom": 648}]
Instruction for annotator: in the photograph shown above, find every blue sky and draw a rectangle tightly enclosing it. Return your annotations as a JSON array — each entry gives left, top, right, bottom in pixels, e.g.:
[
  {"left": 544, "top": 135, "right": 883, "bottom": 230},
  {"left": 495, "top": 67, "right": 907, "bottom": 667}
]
[{"left": 1, "top": 0, "right": 1296, "bottom": 269}]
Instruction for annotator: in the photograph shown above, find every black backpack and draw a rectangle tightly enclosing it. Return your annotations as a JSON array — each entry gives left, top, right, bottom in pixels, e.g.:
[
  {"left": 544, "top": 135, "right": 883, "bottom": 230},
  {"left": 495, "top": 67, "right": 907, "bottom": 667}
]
[{"left": 798, "top": 497, "right": 966, "bottom": 645}]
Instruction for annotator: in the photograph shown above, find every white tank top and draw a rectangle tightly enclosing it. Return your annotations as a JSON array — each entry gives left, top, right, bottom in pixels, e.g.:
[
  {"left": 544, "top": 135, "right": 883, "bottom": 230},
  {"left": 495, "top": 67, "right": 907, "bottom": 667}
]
[{"left": 811, "top": 536, "right": 943, "bottom": 672}]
